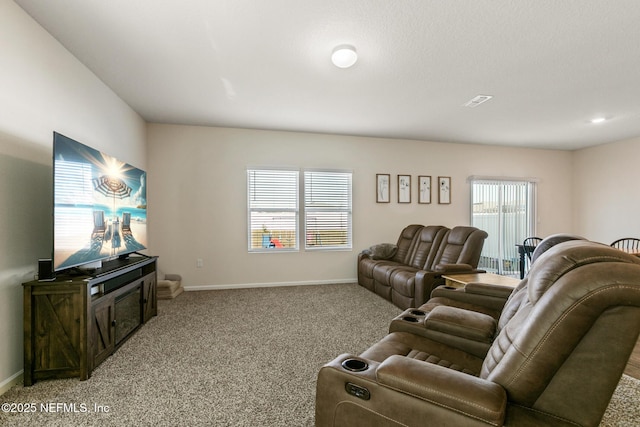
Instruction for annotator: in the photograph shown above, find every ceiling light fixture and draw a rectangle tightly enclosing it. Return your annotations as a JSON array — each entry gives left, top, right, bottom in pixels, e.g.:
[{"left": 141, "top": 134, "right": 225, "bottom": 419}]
[
  {"left": 331, "top": 45, "right": 358, "bottom": 68},
  {"left": 590, "top": 117, "right": 606, "bottom": 124}
]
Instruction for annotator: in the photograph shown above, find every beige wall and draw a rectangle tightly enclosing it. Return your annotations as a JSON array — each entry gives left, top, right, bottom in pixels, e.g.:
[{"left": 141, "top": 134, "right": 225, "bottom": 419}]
[
  {"left": 573, "top": 136, "right": 640, "bottom": 243},
  {"left": 0, "top": 2, "right": 146, "bottom": 393},
  {"left": 147, "top": 124, "right": 574, "bottom": 288}
]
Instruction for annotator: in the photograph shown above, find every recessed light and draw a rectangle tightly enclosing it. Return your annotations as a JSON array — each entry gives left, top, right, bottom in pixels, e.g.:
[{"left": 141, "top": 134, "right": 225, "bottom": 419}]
[
  {"left": 331, "top": 45, "right": 357, "bottom": 68},
  {"left": 590, "top": 117, "right": 607, "bottom": 124}
]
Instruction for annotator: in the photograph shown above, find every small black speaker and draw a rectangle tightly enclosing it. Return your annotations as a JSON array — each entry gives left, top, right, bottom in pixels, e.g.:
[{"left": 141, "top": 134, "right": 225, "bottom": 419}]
[{"left": 38, "top": 259, "right": 55, "bottom": 281}]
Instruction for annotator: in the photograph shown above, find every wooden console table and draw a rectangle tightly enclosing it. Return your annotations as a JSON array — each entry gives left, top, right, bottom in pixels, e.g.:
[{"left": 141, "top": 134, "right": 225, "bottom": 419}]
[{"left": 442, "top": 272, "right": 520, "bottom": 289}]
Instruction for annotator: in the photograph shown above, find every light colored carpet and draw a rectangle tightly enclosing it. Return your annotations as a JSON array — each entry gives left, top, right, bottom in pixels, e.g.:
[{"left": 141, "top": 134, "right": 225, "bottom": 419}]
[{"left": 1, "top": 283, "right": 638, "bottom": 426}]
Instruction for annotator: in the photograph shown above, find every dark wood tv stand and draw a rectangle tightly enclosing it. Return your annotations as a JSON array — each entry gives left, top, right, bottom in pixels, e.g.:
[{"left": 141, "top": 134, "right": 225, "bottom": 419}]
[{"left": 22, "top": 255, "right": 157, "bottom": 386}]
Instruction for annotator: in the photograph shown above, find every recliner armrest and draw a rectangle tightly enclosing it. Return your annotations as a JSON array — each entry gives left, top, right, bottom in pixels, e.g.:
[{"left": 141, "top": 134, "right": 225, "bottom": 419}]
[
  {"left": 357, "top": 252, "right": 371, "bottom": 262},
  {"left": 464, "top": 282, "right": 514, "bottom": 297},
  {"left": 425, "top": 306, "right": 496, "bottom": 343},
  {"left": 434, "top": 263, "right": 473, "bottom": 273},
  {"left": 377, "top": 355, "right": 507, "bottom": 426}
]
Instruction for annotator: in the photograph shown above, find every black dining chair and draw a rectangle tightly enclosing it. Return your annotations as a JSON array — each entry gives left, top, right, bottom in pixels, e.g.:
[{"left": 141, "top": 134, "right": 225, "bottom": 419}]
[
  {"left": 521, "top": 236, "right": 542, "bottom": 278},
  {"left": 523, "top": 237, "right": 542, "bottom": 261},
  {"left": 610, "top": 238, "right": 640, "bottom": 254}
]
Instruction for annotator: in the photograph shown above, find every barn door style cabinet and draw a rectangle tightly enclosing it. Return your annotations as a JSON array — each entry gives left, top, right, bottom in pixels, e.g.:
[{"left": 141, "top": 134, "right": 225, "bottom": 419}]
[{"left": 23, "top": 255, "right": 157, "bottom": 386}]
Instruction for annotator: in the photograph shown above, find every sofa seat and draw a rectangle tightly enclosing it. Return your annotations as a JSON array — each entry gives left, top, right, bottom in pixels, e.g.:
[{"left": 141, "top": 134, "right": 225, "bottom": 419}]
[{"left": 360, "top": 331, "right": 484, "bottom": 375}]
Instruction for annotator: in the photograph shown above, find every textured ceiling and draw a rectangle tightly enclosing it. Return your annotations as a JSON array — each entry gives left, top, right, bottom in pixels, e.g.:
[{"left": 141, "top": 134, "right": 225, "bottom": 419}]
[{"left": 14, "top": 0, "right": 640, "bottom": 150}]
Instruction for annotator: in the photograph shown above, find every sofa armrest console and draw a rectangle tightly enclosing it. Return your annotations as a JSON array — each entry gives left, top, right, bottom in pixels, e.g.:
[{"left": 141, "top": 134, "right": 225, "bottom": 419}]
[
  {"left": 389, "top": 305, "right": 497, "bottom": 357},
  {"left": 434, "top": 263, "right": 474, "bottom": 273},
  {"left": 424, "top": 306, "right": 496, "bottom": 343}
]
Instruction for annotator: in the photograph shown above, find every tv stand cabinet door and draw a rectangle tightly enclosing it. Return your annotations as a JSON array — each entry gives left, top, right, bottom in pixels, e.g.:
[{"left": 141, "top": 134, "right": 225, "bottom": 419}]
[
  {"left": 23, "top": 282, "right": 89, "bottom": 385},
  {"left": 92, "top": 294, "right": 115, "bottom": 369}
]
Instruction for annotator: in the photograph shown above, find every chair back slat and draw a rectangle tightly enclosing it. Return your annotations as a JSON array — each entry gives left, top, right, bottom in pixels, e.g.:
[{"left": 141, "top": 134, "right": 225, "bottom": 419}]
[{"left": 611, "top": 238, "right": 640, "bottom": 253}]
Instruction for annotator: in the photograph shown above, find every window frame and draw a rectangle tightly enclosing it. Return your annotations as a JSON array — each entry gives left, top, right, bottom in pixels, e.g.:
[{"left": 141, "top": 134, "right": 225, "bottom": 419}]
[{"left": 246, "top": 167, "right": 353, "bottom": 253}]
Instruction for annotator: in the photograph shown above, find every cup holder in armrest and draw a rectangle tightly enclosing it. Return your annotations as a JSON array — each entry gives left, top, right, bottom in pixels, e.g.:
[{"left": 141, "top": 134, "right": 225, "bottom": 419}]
[
  {"left": 410, "top": 310, "right": 425, "bottom": 316},
  {"left": 342, "top": 358, "right": 369, "bottom": 372},
  {"left": 402, "top": 316, "right": 419, "bottom": 322}
]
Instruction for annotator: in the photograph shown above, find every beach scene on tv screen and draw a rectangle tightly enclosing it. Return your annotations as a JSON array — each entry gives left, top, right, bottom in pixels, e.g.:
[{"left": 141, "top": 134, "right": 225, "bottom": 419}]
[{"left": 54, "top": 135, "right": 147, "bottom": 271}]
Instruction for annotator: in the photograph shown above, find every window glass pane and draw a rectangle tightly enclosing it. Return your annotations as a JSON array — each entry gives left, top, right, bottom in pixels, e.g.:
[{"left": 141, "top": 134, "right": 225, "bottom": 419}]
[
  {"left": 304, "top": 171, "right": 352, "bottom": 249},
  {"left": 247, "top": 169, "right": 298, "bottom": 251}
]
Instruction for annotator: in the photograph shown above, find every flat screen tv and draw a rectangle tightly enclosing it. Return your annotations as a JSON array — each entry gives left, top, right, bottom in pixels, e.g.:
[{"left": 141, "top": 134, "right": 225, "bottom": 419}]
[{"left": 53, "top": 132, "right": 147, "bottom": 272}]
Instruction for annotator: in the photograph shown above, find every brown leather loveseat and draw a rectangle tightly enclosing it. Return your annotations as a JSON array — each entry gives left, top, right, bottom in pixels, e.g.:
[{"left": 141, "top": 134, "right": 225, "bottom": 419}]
[
  {"left": 358, "top": 225, "right": 488, "bottom": 309},
  {"left": 317, "top": 240, "right": 640, "bottom": 426}
]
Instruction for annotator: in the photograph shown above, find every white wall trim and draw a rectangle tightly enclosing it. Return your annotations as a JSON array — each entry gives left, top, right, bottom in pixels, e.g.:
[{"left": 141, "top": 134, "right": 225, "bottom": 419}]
[
  {"left": 0, "top": 370, "right": 23, "bottom": 396},
  {"left": 184, "top": 278, "right": 357, "bottom": 291}
]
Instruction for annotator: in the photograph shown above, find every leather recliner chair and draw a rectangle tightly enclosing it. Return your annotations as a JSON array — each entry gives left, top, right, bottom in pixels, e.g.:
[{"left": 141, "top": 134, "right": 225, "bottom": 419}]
[{"left": 316, "top": 240, "right": 640, "bottom": 426}]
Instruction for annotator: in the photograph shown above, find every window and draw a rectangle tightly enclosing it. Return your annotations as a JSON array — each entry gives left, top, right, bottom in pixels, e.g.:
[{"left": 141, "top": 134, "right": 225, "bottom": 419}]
[
  {"left": 247, "top": 169, "right": 299, "bottom": 251},
  {"left": 247, "top": 168, "right": 352, "bottom": 252},
  {"left": 470, "top": 177, "right": 537, "bottom": 276},
  {"left": 304, "top": 170, "right": 352, "bottom": 250}
]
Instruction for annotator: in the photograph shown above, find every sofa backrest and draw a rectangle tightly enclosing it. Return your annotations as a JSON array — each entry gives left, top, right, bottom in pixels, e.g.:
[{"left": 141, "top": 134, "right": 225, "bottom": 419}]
[
  {"left": 432, "top": 226, "right": 488, "bottom": 268},
  {"left": 406, "top": 225, "right": 449, "bottom": 269},
  {"left": 480, "top": 241, "right": 640, "bottom": 426},
  {"left": 392, "top": 224, "right": 424, "bottom": 264}
]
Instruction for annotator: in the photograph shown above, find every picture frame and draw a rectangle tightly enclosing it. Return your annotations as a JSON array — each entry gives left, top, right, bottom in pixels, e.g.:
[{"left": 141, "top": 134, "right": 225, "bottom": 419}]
[
  {"left": 398, "top": 175, "right": 411, "bottom": 203},
  {"left": 438, "top": 176, "right": 451, "bottom": 204},
  {"left": 418, "top": 176, "right": 431, "bottom": 204},
  {"left": 376, "top": 174, "right": 390, "bottom": 203}
]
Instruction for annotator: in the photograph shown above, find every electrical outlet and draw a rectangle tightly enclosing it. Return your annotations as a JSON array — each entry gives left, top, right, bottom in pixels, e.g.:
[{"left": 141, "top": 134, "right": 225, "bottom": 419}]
[{"left": 196, "top": 258, "right": 203, "bottom": 268}]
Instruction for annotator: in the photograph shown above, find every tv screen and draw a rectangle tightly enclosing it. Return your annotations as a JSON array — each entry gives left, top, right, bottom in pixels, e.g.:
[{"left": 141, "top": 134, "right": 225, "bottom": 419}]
[{"left": 53, "top": 132, "right": 147, "bottom": 271}]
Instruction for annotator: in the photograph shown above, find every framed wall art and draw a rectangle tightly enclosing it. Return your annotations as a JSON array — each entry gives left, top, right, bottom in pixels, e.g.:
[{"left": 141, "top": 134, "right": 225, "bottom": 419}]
[
  {"left": 418, "top": 176, "right": 431, "bottom": 204},
  {"left": 438, "top": 176, "right": 451, "bottom": 204},
  {"left": 398, "top": 175, "right": 411, "bottom": 203},
  {"left": 376, "top": 174, "right": 390, "bottom": 203}
]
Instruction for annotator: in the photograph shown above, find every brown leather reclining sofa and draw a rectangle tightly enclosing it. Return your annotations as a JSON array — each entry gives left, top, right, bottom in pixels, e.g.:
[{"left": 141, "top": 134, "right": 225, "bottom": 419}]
[
  {"left": 318, "top": 239, "right": 640, "bottom": 426},
  {"left": 358, "top": 225, "right": 488, "bottom": 309}
]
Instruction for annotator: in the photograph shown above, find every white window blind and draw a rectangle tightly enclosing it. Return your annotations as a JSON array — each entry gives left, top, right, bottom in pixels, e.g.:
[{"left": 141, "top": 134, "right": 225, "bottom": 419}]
[
  {"left": 304, "top": 170, "right": 352, "bottom": 250},
  {"left": 247, "top": 169, "right": 299, "bottom": 251},
  {"left": 469, "top": 177, "right": 537, "bottom": 276}
]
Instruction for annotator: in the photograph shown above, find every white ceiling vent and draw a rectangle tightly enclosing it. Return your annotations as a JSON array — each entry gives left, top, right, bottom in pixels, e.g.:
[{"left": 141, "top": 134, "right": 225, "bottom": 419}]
[{"left": 463, "top": 95, "right": 493, "bottom": 108}]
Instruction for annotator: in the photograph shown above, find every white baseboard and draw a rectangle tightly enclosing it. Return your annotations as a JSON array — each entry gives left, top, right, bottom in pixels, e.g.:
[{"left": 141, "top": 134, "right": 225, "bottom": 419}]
[
  {"left": 0, "top": 370, "right": 23, "bottom": 396},
  {"left": 183, "top": 278, "right": 357, "bottom": 291}
]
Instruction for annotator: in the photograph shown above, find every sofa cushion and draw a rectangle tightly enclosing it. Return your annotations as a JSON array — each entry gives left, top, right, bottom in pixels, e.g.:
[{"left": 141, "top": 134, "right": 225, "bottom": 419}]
[
  {"left": 434, "top": 226, "right": 488, "bottom": 266},
  {"left": 393, "top": 224, "right": 424, "bottom": 264},
  {"left": 388, "top": 267, "right": 420, "bottom": 298},
  {"left": 360, "top": 332, "right": 484, "bottom": 375},
  {"left": 372, "top": 262, "right": 404, "bottom": 284},
  {"left": 407, "top": 225, "right": 448, "bottom": 269}
]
